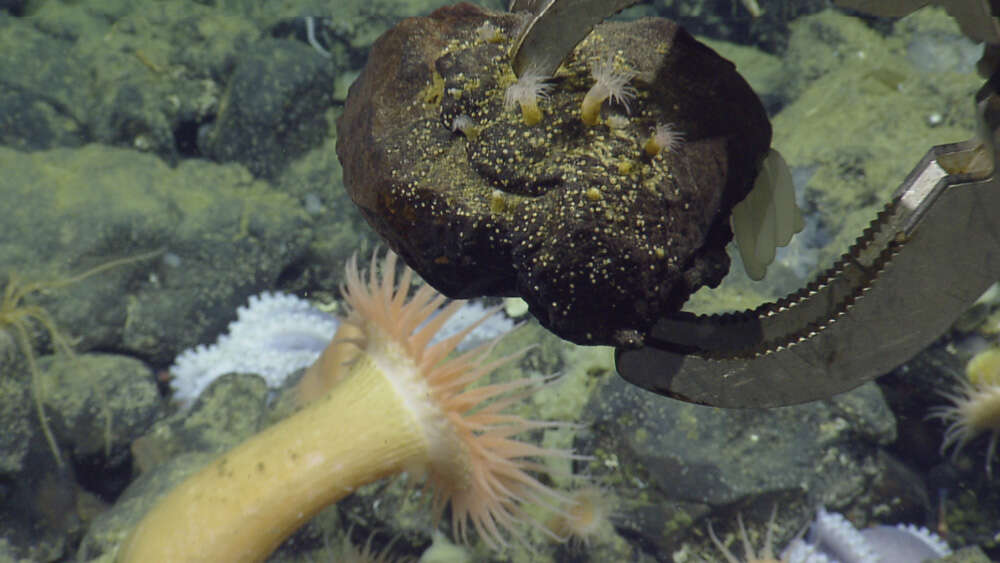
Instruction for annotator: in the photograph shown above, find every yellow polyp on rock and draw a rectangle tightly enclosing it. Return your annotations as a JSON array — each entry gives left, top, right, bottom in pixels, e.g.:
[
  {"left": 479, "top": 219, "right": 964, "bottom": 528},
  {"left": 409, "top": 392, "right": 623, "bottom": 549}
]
[
  {"left": 643, "top": 136, "right": 661, "bottom": 157},
  {"left": 521, "top": 100, "right": 542, "bottom": 126},
  {"left": 580, "top": 92, "right": 602, "bottom": 126},
  {"left": 422, "top": 72, "right": 446, "bottom": 105},
  {"left": 967, "top": 347, "right": 1000, "bottom": 386},
  {"left": 489, "top": 189, "right": 507, "bottom": 213}
]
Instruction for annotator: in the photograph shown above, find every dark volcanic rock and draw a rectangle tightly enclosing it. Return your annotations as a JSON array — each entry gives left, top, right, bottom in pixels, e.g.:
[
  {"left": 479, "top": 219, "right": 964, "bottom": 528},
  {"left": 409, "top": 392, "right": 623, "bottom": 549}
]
[
  {"left": 337, "top": 3, "right": 771, "bottom": 347},
  {"left": 206, "top": 38, "right": 335, "bottom": 179}
]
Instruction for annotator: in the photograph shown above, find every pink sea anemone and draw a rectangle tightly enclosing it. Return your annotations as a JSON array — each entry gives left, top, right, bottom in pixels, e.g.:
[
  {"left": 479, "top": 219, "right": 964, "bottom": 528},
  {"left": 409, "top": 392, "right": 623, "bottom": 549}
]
[
  {"left": 119, "top": 251, "right": 581, "bottom": 560},
  {"left": 339, "top": 251, "right": 578, "bottom": 548}
]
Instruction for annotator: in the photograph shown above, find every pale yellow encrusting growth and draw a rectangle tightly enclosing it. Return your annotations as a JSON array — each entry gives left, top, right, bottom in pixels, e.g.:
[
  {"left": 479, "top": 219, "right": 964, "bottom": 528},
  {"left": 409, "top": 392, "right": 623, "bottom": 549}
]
[{"left": 118, "top": 251, "right": 575, "bottom": 561}]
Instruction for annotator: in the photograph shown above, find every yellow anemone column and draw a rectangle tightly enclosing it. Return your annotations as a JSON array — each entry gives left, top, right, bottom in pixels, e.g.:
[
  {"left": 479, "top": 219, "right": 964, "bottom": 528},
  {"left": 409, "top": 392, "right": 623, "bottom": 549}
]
[{"left": 118, "top": 353, "right": 429, "bottom": 562}]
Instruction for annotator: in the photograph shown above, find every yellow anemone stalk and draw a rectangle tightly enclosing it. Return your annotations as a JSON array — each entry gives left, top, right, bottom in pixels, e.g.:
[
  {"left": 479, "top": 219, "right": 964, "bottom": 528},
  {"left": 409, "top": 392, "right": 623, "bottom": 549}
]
[{"left": 118, "top": 251, "right": 575, "bottom": 561}]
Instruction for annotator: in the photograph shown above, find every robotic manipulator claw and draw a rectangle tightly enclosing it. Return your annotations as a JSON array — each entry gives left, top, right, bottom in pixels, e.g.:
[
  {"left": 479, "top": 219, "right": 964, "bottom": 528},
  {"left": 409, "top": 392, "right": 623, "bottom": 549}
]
[{"left": 614, "top": 0, "right": 1000, "bottom": 408}]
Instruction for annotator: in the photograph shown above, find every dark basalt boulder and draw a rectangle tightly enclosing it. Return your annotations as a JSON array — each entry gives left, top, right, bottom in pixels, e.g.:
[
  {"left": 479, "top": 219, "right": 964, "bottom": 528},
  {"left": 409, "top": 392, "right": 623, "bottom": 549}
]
[{"left": 337, "top": 3, "right": 770, "bottom": 347}]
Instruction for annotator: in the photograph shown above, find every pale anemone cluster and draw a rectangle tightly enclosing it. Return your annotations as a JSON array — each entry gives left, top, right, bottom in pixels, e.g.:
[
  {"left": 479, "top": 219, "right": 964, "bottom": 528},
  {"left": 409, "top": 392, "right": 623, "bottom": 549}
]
[
  {"left": 500, "top": 52, "right": 803, "bottom": 281},
  {"left": 504, "top": 55, "right": 638, "bottom": 127}
]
